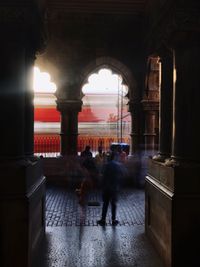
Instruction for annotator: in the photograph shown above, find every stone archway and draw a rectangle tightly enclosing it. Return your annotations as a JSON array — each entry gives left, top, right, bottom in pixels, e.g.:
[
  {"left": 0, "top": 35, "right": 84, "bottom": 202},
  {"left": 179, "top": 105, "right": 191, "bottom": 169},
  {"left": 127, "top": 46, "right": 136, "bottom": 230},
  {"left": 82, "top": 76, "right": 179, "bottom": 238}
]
[
  {"left": 80, "top": 57, "right": 140, "bottom": 154},
  {"left": 78, "top": 56, "right": 139, "bottom": 157},
  {"left": 80, "top": 56, "right": 137, "bottom": 99}
]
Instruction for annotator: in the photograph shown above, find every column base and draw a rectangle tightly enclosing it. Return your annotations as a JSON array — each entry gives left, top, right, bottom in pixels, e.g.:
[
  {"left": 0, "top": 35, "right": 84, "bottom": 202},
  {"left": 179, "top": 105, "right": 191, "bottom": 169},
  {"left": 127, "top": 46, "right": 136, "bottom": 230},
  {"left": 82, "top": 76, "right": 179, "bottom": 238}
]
[
  {"left": 146, "top": 158, "right": 200, "bottom": 267},
  {"left": 0, "top": 158, "right": 46, "bottom": 267}
]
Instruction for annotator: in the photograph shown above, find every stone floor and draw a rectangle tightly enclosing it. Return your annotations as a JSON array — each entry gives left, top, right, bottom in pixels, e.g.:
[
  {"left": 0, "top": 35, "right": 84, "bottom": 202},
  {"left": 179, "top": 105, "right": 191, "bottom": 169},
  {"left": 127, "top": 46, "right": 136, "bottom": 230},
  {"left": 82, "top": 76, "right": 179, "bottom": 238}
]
[
  {"left": 34, "top": 186, "right": 164, "bottom": 267},
  {"left": 46, "top": 186, "right": 144, "bottom": 226}
]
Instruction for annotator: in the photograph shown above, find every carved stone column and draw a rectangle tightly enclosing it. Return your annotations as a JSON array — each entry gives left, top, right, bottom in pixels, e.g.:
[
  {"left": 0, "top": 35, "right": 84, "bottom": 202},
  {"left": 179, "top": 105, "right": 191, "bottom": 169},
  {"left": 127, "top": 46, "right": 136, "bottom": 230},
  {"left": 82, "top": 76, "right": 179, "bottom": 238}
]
[
  {"left": 153, "top": 49, "right": 173, "bottom": 162},
  {"left": 128, "top": 100, "right": 140, "bottom": 155},
  {"left": 169, "top": 43, "right": 200, "bottom": 164},
  {"left": 142, "top": 101, "right": 159, "bottom": 153},
  {"left": 24, "top": 52, "right": 36, "bottom": 157},
  {"left": 144, "top": 110, "right": 156, "bottom": 151},
  {"left": 0, "top": 43, "right": 26, "bottom": 159},
  {"left": 142, "top": 56, "right": 159, "bottom": 154},
  {"left": 146, "top": 31, "right": 200, "bottom": 267},
  {"left": 57, "top": 100, "right": 82, "bottom": 156},
  {"left": 0, "top": 3, "right": 46, "bottom": 267}
]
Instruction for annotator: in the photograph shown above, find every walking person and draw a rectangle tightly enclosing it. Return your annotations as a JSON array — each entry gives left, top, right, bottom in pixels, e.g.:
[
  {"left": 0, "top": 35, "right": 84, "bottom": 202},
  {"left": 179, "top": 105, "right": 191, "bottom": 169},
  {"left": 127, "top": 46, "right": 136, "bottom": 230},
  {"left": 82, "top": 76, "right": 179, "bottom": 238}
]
[
  {"left": 97, "top": 152, "right": 124, "bottom": 226},
  {"left": 94, "top": 146, "right": 106, "bottom": 177},
  {"left": 76, "top": 157, "right": 98, "bottom": 206}
]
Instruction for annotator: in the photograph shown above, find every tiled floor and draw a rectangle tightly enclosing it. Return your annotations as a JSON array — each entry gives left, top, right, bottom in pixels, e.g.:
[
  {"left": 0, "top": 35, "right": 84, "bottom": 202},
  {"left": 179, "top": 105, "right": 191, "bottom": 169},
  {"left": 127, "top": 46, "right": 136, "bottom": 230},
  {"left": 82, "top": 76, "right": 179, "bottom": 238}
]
[
  {"left": 46, "top": 187, "right": 144, "bottom": 226},
  {"left": 33, "top": 186, "right": 164, "bottom": 267}
]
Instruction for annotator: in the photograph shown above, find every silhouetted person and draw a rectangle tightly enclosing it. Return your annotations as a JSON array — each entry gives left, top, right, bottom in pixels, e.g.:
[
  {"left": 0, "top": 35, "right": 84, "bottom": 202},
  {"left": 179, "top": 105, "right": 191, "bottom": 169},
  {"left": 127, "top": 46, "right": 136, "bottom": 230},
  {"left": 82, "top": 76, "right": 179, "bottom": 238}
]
[
  {"left": 95, "top": 146, "right": 106, "bottom": 175},
  {"left": 76, "top": 157, "right": 98, "bottom": 206},
  {"left": 97, "top": 152, "right": 124, "bottom": 226},
  {"left": 80, "top": 145, "right": 92, "bottom": 158},
  {"left": 119, "top": 148, "right": 127, "bottom": 163}
]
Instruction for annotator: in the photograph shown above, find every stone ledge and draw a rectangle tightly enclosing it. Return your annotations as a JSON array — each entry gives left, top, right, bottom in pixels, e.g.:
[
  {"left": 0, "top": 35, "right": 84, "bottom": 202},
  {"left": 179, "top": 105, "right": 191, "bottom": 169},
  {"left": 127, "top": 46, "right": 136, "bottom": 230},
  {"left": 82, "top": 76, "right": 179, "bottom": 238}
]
[
  {"left": 0, "top": 159, "right": 43, "bottom": 195},
  {"left": 147, "top": 158, "right": 200, "bottom": 194}
]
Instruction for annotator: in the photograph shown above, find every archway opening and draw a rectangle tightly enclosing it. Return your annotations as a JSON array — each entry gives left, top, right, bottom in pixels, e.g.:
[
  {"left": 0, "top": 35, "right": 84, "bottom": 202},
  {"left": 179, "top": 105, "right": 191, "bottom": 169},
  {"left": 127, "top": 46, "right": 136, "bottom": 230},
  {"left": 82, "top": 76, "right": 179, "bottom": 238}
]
[
  {"left": 78, "top": 68, "right": 131, "bottom": 156},
  {"left": 33, "top": 66, "right": 60, "bottom": 157}
]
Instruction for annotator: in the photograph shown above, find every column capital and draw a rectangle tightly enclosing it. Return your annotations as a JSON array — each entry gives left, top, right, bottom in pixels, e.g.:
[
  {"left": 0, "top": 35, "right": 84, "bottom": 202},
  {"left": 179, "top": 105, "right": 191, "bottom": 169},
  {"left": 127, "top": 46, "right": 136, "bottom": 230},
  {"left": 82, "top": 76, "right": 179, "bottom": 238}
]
[
  {"left": 56, "top": 99, "right": 83, "bottom": 113},
  {"left": 55, "top": 81, "right": 82, "bottom": 100}
]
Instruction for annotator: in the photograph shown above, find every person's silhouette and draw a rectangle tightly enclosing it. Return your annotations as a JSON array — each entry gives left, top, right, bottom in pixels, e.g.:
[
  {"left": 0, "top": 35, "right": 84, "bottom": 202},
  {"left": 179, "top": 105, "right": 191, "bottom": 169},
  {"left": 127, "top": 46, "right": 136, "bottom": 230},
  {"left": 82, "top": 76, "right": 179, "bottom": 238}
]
[
  {"left": 97, "top": 152, "right": 123, "bottom": 226},
  {"left": 80, "top": 145, "right": 92, "bottom": 158}
]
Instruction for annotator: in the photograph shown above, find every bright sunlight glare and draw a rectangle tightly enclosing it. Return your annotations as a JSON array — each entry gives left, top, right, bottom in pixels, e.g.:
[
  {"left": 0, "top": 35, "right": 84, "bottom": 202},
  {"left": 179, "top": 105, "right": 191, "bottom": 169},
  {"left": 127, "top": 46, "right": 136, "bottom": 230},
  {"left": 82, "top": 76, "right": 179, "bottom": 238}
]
[
  {"left": 33, "top": 67, "right": 57, "bottom": 93},
  {"left": 82, "top": 68, "right": 128, "bottom": 95}
]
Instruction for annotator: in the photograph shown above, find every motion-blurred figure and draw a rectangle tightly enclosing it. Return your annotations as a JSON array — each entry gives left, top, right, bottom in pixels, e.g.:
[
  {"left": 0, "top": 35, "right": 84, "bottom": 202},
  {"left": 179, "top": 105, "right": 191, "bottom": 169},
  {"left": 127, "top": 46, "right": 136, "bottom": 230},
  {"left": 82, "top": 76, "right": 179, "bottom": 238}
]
[
  {"left": 80, "top": 145, "right": 93, "bottom": 158},
  {"left": 95, "top": 146, "right": 106, "bottom": 176},
  {"left": 76, "top": 157, "right": 98, "bottom": 206},
  {"left": 97, "top": 152, "right": 124, "bottom": 226}
]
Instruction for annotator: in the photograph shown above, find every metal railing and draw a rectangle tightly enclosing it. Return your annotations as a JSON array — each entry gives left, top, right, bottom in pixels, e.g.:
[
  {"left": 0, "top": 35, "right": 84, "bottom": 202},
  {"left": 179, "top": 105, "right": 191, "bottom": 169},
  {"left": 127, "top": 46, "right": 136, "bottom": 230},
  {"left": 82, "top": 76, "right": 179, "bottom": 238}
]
[
  {"left": 34, "top": 135, "right": 60, "bottom": 157},
  {"left": 34, "top": 134, "right": 131, "bottom": 157}
]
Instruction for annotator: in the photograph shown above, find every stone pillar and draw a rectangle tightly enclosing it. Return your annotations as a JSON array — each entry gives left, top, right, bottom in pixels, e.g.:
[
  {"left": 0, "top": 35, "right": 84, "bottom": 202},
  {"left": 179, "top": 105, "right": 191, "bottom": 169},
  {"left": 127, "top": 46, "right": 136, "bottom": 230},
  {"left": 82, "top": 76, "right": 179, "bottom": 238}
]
[
  {"left": 0, "top": 4, "right": 46, "bottom": 267},
  {"left": 128, "top": 99, "right": 145, "bottom": 187},
  {"left": 57, "top": 100, "right": 82, "bottom": 156},
  {"left": 128, "top": 100, "right": 140, "bottom": 155},
  {"left": 142, "top": 57, "right": 159, "bottom": 154},
  {"left": 144, "top": 110, "right": 156, "bottom": 151},
  {"left": 146, "top": 37, "right": 200, "bottom": 267},
  {"left": 169, "top": 43, "right": 200, "bottom": 164},
  {"left": 24, "top": 53, "right": 35, "bottom": 157},
  {"left": 153, "top": 49, "right": 173, "bottom": 162},
  {"left": 0, "top": 43, "right": 26, "bottom": 159}
]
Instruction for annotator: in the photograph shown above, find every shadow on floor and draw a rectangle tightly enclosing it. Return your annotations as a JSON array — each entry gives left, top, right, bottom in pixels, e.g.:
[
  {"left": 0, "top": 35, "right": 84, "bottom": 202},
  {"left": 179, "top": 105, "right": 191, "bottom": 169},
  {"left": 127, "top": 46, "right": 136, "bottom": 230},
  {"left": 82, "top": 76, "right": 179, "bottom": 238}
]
[{"left": 33, "top": 186, "right": 164, "bottom": 267}]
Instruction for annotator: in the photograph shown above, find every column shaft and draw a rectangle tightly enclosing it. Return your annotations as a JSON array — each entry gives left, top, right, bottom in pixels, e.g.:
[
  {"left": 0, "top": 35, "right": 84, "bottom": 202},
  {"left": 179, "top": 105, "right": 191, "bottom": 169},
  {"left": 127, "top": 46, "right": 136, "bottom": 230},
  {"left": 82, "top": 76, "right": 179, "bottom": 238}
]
[
  {"left": 129, "top": 102, "right": 140, "bottom": 155},
  {"left": 144, "top": 111, "right": 156, "bottom": 151},
  {"left": 172, "top": 45, "right": 200, "bottom": 162},
  {"left": 60, "top": 111, "right": 79, "bottom": 156},
  {"left": 24, "top": 54, "right": 35, "bottom": 157},
  {"left": 154, "top": 51, "right": 173, "bottom": 161},
  {"left": 0, "top": 43, "right": 25, "bottom": 159},
  {"left": 58, "top": 100, "right": 82, "bottom": 156}
]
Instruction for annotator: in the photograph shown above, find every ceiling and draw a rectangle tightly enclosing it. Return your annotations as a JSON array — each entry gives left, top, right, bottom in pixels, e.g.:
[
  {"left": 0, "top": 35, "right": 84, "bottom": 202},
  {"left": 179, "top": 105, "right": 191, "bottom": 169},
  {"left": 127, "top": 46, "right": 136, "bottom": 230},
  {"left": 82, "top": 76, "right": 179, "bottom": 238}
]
[{"left": 47, "top": 0, "right": 147, "bottom": 16}]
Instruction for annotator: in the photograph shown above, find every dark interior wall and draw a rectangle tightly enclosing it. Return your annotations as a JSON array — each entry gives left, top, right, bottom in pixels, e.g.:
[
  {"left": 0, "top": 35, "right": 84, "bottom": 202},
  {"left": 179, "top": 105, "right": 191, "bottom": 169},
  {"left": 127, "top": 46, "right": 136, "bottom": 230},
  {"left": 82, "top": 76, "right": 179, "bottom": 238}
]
[
  {"left": 143, "top": 0, "right": 200, "bottom": 55},
  {"left": 142, "top": 0, "right": 173, "bottom": 54},
  {"left": 36, "top": 12, "right": 146, "bottom": 98}
]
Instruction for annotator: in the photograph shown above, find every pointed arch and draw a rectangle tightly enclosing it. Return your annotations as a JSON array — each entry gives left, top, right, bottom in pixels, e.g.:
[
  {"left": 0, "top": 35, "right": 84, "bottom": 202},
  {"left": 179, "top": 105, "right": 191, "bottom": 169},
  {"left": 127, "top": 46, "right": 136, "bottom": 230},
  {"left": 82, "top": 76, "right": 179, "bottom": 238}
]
[{"left": 80, "top": 56, "right": 137, "bottom": 99}]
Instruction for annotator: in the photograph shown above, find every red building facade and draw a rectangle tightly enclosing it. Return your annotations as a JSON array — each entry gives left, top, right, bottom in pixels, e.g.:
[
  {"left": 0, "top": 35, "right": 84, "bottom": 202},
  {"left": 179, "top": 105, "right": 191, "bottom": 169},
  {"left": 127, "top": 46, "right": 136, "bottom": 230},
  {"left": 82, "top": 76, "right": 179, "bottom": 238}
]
[{"left": 34, "top": 92, "right": 131, "bottom": 156}]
